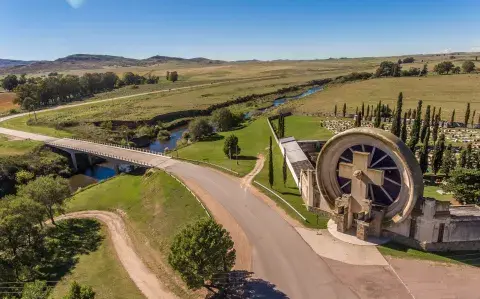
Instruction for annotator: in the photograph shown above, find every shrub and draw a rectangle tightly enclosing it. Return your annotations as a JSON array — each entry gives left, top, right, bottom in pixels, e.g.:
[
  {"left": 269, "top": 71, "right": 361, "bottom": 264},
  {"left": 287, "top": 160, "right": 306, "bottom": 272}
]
[
  {"left": 211, "top": 108, "right": 239, "bottom": 132},
  {"left": 444, "top": 168, "right": 480, "bottom": 204},
  {"left": 402, "top": 57, "right": 415, "bottom": 63},
  {"left": 157, "top": 129, "right": 171, "bottom": 141},
  {"left": 188, "top": 118, "right": 213, "bottom": 141},
  {"left": 462, "top": 60, "right": 476, "bottom": 73},
  {"left": 135, "top": 125, "right": 155, "bottom": 138}
]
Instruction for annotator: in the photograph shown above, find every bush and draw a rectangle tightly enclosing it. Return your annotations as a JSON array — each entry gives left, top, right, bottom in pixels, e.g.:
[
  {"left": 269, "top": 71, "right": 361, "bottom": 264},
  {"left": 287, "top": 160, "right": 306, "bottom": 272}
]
[
  {"left": 211, "top": 108, "right": 239, "bottom": 132},
  {"left": 375, "top": 61, "right": 401, "bottom": 77},
  {"left": 444, "top": 168, "right": 480, "bottom": 204},
  {"left": 402, "top": 57, "right": 415, "bottom": 63},
  {"left": 188, "top": 118, "right": 213, "bottom": 141},
  {"left": 462, "top": 60, "right": 476, "bottom": 73},
  {"left": 135, "top": 125, "right": 156, "bottom": 138},
  {"left": 157, "top": 129, "right": 171, "bottom": 141}
]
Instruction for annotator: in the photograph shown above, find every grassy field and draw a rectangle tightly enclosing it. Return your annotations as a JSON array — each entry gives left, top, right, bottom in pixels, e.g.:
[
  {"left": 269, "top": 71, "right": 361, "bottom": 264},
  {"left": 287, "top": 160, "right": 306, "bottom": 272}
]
[
  {"left": 424, "top": 185, "right": 454, "bottom": 202},
  {"left": 0, "top": 115, "right": 73, "bottom": 138},
  {"left": 292, "top": 74, "right": 480, "bottom": 121},
  {"left": 272, "top": 115, "right": 334, "bottom": 140},
  {"left": 66, "top": 171, "right": 207, "bottom": 298},
  {"left": 378, "top": 242, "right": 480, "bottom": 266},
  {"left": 0, "top": 134, "right": 42, "bottom": 156},
  {"left": 51, "top": 225, "right": 145, "bottom": 299}
]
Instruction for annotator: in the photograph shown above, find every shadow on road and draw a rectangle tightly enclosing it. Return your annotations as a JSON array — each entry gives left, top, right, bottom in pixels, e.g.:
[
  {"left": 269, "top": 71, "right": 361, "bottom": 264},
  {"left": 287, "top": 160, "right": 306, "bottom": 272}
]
[{"left": 208, "top": 270, "right": 289, "bottom": 299}]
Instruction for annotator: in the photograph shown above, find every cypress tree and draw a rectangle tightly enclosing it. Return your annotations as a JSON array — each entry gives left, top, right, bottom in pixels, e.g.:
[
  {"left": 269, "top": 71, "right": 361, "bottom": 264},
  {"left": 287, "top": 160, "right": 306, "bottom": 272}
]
[
  {"left": 420, "top": 105, "right": 431, "bottom": 142},
  {"left": 407, "top": 108, "right": 412, "bottom": 119},
  {"left": 438, "top": 107, "right": 442, "bottom": 120},
  {"left": 450, "top": 109, "right": 455, "bottom": 124},
  {"left": 441, "top": 144, "right": 456, "bottom": 176},
  {"left": 361, "top": 102, "right": 365, "bottom": 117},
  {"left": 431, "top": 106, "right": 436, "bottom": 124},
  {"left": 355, "top": 106, "right": 358, "bottom": 116},
  {"left": 342, "top": 103, "right": 347, "bottom": 117},
  {"left": 391, "top": 92, "right": 403, "bottom": 137},
  {"left": 334, "top": 104, "right": 337, "bottom": 117},
  {"left": 374, "top": 100, "right": 382, "bottom": 128},
  {"left": 466, "top": 143, "right": 474, "bottom": 169},
  {"left": 401, "top": 112, "right": 408, "bottom": 143},
  {"left": 432, "top": 113, "right": 440, "bottom": 144},
  {"left": 282, "top": 151, "right": 288, "bottom": 186},
  {"left": 269, "top": 136, "right": 274, "bottom": 187},
  {"left": 432, "top": 133, "right": 445, "bottom": 174},
  {"left": 471, "top": 110, "right": 476, "bottom": 127},
  {"left": 366, "top": 105, "right": 370, "bottom": 118},
  {"left": 408, "top": 100, "right": 423, "bottom": 152},
  {"left": 459, "top": 147, "right": 467, "bottom": 168},
  {"left": 412, "top": 109, "right": 417, "bottom": 121},
  {"left": 465, "top": 103, "right": 471, "bottom": 127},
  {"left": 419, "top": 127, "right": 430, "bottom": 173}
]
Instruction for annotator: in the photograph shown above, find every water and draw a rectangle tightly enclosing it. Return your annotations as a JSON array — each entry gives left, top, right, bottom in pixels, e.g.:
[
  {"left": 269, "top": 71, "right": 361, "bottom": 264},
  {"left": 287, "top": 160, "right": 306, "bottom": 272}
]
[
  {"left": 68, "top": 162, "right": 117, "bottom": 192},
  {"left": 245, "top": 85, "right": 324, "bottom": 119},
  {"left": 148, "top": 125, "right": 188, "bottom": 153}
]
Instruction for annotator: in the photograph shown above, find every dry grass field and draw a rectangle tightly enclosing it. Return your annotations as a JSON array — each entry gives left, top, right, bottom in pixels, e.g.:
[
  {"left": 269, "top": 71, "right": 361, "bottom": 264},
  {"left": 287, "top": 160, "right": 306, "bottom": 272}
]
[
  {"left": 0, "top": 92, "right": 17, "bottom": 113},
  {"left": 292, "top": 74, "right": 480, "bottom": 121}
]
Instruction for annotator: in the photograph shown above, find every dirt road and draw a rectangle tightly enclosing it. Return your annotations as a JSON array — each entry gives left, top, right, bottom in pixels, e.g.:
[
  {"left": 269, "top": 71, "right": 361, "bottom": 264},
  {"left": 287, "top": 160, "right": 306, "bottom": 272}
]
[{"left": 56, "top": 211, "right": 176, "bottom": 299}]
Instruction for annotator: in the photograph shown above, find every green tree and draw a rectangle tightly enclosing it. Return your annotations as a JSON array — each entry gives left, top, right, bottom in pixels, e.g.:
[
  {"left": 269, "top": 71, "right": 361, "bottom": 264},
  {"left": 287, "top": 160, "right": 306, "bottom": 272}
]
[
  {"left": 420, "top": 64, "right": 428, "bottom": 76},
  {"left": 400, "top": 112, "right": 408, "bottom": 143},
  {"left": 223, "top": 135, "right": 241, "bottom": 159},
  {"left": 2, "top": 74, "right": 19, "bottom": 91},
  {"left": 444, "top": 168, "right": 480, "bottom": 204},
  {"left": 459, "top": 147, "right": 468, "bottom": 168},
  {"left": 408, "top": 100, "right": 422, "bottom": 152},
  {"left": 15, "top": 170, "right": 35, "bottom": 185},
  {"left": 366, "top": 105, "right": 370, "bottom": 118},
  {"left": 432, "top": 134, "right": 445, "bottom": 174},
  {"left": 18, "top": 176, "right": 71, "bottom": 225},
  {"left": 462, "top": 60, "right": 476, "bottom": 73},
  {"left": 466, "top": 143, "right": 474, "bottom": 169},
  {"left": 420, "top": 105, "right": 431, "bottom": 142},
  {"left": 433, "top": 61, "right": 455, "bottom": 74},
  {"left": 472, "top": 110, "right": 476, "bottom": 127},
  {"left": 431, "top": 106, "right": 436, "bottom": 124},
  {"left": 342, "top": 103, "right": 347, "bottom": 117},
  {"left": 452, "top": 66, "right": 461, "bottom": 74},
  {"left": 64, "top": 281, "right": 95, "bottom": 299},
  {"left": 282, "top": 151, "right": 287, "bottom": 187},
  {"left": 465, "top": 103, "right": 471, "bottom": 127},
  {"left": 361, "top": 102, "right": 365, "bottom": 117},
  {"left": 419, "top": 127, "right": 430, "bottom": 174},
  {"left": 334, "top": 104, "right": 337, "bottom": 116},
  {"left": 21, "top": 281, "right": 51, "bottom": 299},
  {"left": 188, "top": 118, "right": 213, "bottom": 141},
  {"left": 390, "top": 92, "right": 403, "bottom": 137},
  {"left": 450, "top": 109, "right": 456, "bottom": 124},
  {"left": 268, "top": 136, "right": 274, "bottom": 187},
  {"left": 211, "top": 108, "right": 238, "bottom": 132},
  {"left": 374, "top": 100, "right": 382, "bottom": 128},
  {"left": 432, "top": 114, "right": 440, "bottom": 144},
  {"left": 23, "top": 96, "right": 39, "bottom": 122},
  {"left": 441, "top": 145, "right": 456, "bottom": 176},
  {"left": 168, "top": 219, "right": 235, "bottom": 293}
]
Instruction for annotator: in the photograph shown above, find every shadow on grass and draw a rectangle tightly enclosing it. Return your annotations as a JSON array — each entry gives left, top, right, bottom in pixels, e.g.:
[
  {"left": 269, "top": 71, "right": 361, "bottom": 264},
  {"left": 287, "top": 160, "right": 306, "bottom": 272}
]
[
  {"left": 201, "top": 134, "right": 225, "bottom": 142},
  {"left": 380, "top": 242, "right": 480, "bottom": 267},
  {"left": 41, "top": 218, "right": 104, "bottom": 281},
  {"left": 235, "top": 155, "right": 257, "bottom": 161},
  {"left": 208, "top": 270, "right": 288, "bottom": 299}
]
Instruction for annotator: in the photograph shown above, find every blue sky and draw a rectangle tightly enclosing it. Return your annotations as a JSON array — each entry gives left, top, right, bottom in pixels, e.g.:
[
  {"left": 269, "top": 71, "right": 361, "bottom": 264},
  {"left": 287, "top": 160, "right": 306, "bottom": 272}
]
[{"left": 2, "top": 0, "right": 480, "bottom": 61}]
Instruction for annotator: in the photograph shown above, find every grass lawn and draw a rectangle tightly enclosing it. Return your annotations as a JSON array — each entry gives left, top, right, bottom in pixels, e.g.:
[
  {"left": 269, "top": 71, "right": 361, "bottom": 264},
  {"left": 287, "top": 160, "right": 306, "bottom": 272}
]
[
  {"left": 273, "top": 115, "right": 334, "bottom": 140},
  {"left": 177, "top": 118, "right": 272, "bottom": 176},
  {"left": 0, "top": 114, "right": 73, "bottom": 138},
  {"left": 66, "top": 171, "right": 207, "bottom": 298},
  {"left": 50, "top": 225, "right": 144, "bottom": 299},
  {"left": 423, "top": 185, "right": 454, "bottom": 202},
  {"left": 0, "top": 134, "right": 42, "bottom": 156},
  {"left": 293, "top": 74, "right": 480, "bottom": 121},
  {"left": 378, "top": 242, "right": 480, "bottom": 267}
]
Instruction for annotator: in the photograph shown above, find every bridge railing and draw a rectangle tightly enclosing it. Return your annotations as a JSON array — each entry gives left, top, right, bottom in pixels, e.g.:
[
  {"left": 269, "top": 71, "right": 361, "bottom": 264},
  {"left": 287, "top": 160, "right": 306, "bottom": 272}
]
[{"left": 64, "top": 137, "right": 167, "bottom": 157}]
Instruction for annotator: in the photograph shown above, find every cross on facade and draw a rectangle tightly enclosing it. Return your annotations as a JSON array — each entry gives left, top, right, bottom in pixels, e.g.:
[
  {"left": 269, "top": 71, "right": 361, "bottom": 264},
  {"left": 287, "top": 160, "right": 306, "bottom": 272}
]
[{"left": 339, "top": 151, "right": 385, "bottom": 207}]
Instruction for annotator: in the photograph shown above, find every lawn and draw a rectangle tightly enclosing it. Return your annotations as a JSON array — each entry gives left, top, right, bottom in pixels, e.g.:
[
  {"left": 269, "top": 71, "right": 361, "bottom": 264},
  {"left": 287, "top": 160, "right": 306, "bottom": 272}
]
[
  {"left": 50, "top": 224, "right": 144, "bottom": 299},
  {"left": 273, "top": 115, "right": 334, "bottom": 141},
  {"left": 293, "top": 74, "right": 480, "bottom": 122},
  {"left": 0, "top": 115, "right": 73, "bottom": 138},
  {"left": 423, "top": 185, "right": 454, "bottom": 202},
  {"left": 66, "top": 171, "right": 207, "bottom": 298},
  {"left": 0, "top": 134, "right": 42, "bottom": 156},
  {"left": 378, "top": 242, "right": 480, "bottom": 267},
  {"left": 177, "top": 118, "right": 272, "bottom": 176}
]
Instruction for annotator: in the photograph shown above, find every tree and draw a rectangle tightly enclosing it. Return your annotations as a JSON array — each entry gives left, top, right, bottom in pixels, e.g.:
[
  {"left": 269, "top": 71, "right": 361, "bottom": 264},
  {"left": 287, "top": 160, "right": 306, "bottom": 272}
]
[
  {"left": 472, "top": 110, "right": 476, "bottom": 127},
  {"left": 433, "top": 61, "right": 455, "bottom": 74},
  {"left": 403, "top": 57, "right": 415, "bottom": 63},
  {"left": 420, "top": 64, "right": 428, "bottom": 76},
  {"left": 366, "top": 105, "right": 370, "bottom": 118},
  {"left": 444, "top": 168, "right": 480, "bottom": 204},
  {"left": 23, "top": 97, "right": 39, "bottom": 122},
  {"left": 432, "top": 114, "right": 440, "bottom": 144},
  {"left": 408, "top": 100, "right": 422, "bottom": 152},
  {"left": 2, "top": 74, "right": 19, "bottom": 91},
  {"left": 431, "top": 106, "right": 436, "bottom": 124},
  {"left": 277, "top": 114, "right": 286, "bottom": 138},
  {"left": 21, "top": 280, "right": 51, "bottom": 299},
  {"left": 188, "top": 118, "right": 213, "bottom": 141},
  {"left": 419, "top": 127, "right": 430, "bottom": 174},
  {"left": 374, "top": 100, "right": 382, "bottom": 128},
  {"left": 15, "top": 170, "right": 35, "bottom": 185},
  {"left": 441, "top": 144, "right": 456, "bottom": 176},
  {"left": 465, "top": 103, "right": 471, "bottom": 127},
  {"left": 282, "top": 151, "right": 287, "bottom": 187},
  {"left": 168, "top": 71, "right": 179, "bottom": 82},
  {"left": 0, "top": 197, "right": 46, "bottom": 282},
  {"left": 462, "top": 60, "right": 476, "bottom": 73},
  {"left": 401, "top": 112, "right": 408, "bottom": 143},
  {"left": 342, "top": 103, "right": 347, "bottom": 117},
  {"left": 268, "top": 136, "right": 274, "bottom": 187},
  {"left": 166, "top": 71, "right": 170, "bottom": 80},
  {"left": 64, "top": 281, "right": 95, "bottom": 299},
  {"left": 334, "top": 104, "right": 337, "bottom": 117},
  {"left": 355, "top": 112, "right": 362, "bottom": 127},
  {"left": 420, "top": 105, "right": 431, "bottom": 142},
  {"left": 223, "top": 135, "right": 240, "bottom": 159},
  {"left": 466, "top": 143, "right": 474, "bottom": 169},
  {"left": 211, "top": 108, "right": 238, "bottom": 132},
  {"left": 375, "top": 61, "right": 401, "bottom": 77},
  {"left": 459, "top": 147, "right": 468, "bottom": 168},
  {"left": 361, "top": 102, "right": 365, "bottom": 117},
  {"left": 432, "top": 134, "right": 445, "bottom": 174},
  {"left": 452, "top": 66, "right": 461, "bottom": 74},
  {"left": 450, "top": 109, "right": 456, "bottom": 124},
  {"left": 168, "top": 219, "right": 235, "bottom": 293},
  {"left": 390, "top": 92, "right": 403, "bottom": 137},
  {"left": 17, "top": 176, "right": 71, "bottom": 225}
]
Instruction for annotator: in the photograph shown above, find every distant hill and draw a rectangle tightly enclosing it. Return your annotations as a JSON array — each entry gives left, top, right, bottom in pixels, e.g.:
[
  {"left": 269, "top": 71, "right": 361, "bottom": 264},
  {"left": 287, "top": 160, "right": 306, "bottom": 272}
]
[
  {"left": 0, "top": 54, "right": 226, "bottom": 75},
  {"left": 0, "top": 59, "right": 37, "bottom": 69}
]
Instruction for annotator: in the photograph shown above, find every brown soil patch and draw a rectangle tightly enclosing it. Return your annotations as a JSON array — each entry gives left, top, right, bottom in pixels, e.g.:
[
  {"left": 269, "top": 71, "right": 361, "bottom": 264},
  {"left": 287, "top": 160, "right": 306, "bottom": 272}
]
[{"left": 0, "top": 92, "right": 17, "bottom": 112}]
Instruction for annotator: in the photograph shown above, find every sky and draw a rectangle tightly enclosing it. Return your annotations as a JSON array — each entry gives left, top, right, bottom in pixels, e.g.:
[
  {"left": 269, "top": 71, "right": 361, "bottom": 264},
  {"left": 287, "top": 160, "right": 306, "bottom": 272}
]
[{"left": 2, "top": 0, "right": 480, "bottom": 61}]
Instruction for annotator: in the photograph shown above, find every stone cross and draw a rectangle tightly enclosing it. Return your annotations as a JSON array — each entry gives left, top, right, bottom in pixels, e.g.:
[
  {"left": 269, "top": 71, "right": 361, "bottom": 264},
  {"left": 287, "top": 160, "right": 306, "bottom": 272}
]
[{"left": 338, "top": 151, "right": 385, "bottom": 214}]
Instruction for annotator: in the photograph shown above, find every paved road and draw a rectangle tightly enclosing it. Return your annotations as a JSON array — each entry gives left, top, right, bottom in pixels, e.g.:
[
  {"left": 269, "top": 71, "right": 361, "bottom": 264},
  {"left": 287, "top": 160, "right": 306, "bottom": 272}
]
[{"left": 0, "top": 124, "right": 361, "bottom": 298}]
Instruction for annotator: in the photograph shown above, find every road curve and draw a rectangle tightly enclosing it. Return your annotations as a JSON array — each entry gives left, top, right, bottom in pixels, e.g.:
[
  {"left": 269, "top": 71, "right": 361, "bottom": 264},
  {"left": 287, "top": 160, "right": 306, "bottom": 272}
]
[{"left": 56, "top": 211, "right": 177, "bottom": 299}]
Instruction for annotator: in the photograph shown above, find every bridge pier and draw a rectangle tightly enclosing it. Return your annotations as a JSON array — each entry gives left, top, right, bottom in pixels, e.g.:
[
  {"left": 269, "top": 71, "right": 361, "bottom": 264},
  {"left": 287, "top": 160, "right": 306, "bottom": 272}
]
[
  {"left": 69, "top": 151, "right": 78, "bottom": 172},
  {"left": 114, "top": 163, "right": 120, "bottom": 174}
]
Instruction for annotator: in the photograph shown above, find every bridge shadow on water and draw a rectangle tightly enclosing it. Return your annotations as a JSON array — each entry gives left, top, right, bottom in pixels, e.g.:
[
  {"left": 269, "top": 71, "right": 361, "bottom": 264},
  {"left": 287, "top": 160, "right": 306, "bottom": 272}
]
[{"left": 208, "top": 270, "right": 289, "bottom": 299}]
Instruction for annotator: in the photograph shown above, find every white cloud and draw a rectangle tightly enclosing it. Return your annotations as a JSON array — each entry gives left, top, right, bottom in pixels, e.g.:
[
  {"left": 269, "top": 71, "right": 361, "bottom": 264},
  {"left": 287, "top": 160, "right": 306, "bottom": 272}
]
[
  {"left": 442, "top": 48, "right": 452, "bottom": 54},
  {"left": 66, "top": 0, "right": 86, "bottom": 9},
  {"left": 471, "top": 47, "right": 480, "bottom": 52}
]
